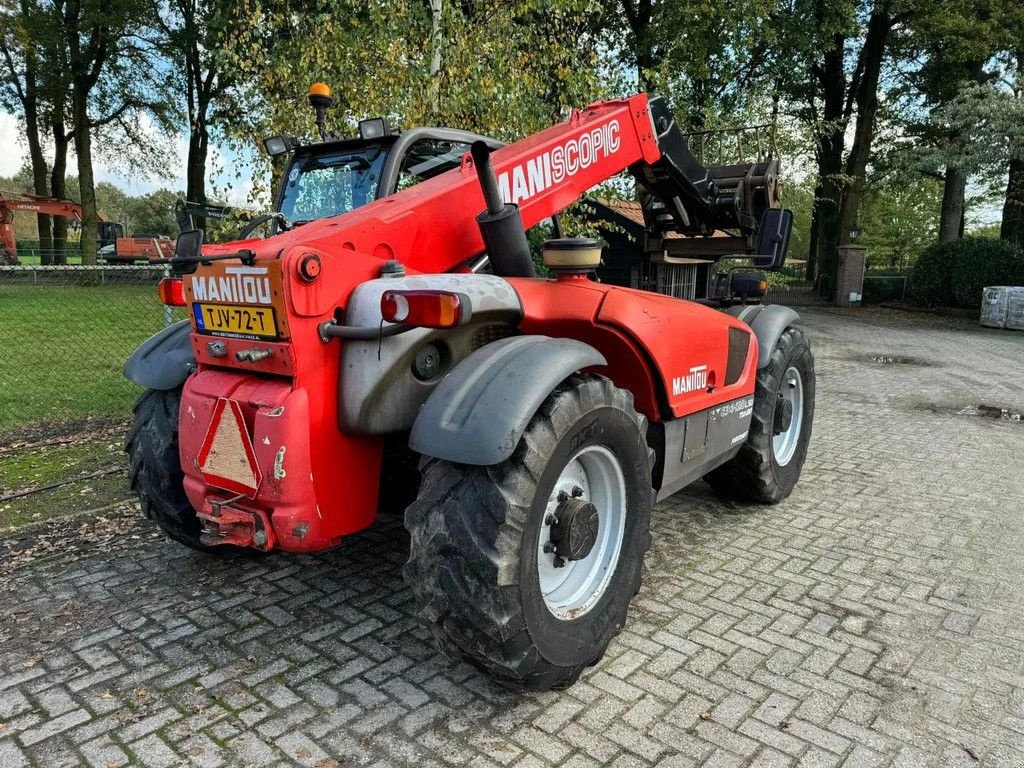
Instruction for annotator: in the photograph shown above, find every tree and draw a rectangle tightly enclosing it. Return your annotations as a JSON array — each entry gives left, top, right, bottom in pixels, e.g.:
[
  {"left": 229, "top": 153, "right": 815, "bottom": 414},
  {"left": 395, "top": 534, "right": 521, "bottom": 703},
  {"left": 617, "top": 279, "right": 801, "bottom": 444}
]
[
  {"left": 160, "top": 0, "right": 234, "bottom": 231},
  {"left": 858, "top": 177, "right": 942, "bottom": 270},
  {"left": 772, "top": 0, "right": 909, "bottom": 297},
  {"left": 52, "top": 0, "right": 174, "bottom": 263},
  {"left": 1000, "top": 49, "right": 1024, "bottom": 248},
  {"left": 888, "top": 0, "right": 1024, "bottom": 242},
  {"left": 603, "top": 0, "right": 779, "bottom": 129},
  {"left": 1, "top": 0, "right": 54, "bottom": 256},
  {"left": 218, "top": 0, "right": 606, "bottom": 201}
]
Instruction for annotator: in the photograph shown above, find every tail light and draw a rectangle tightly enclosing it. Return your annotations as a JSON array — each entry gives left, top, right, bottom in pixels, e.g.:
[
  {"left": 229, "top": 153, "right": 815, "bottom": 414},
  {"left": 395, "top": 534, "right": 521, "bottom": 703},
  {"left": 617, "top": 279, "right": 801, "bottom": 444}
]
[
  {"left": 380, "top": 290, "right": 470, "bottom": 329},
  {"left": 157, "top": 278, "right": 186, "bottom": 306}
]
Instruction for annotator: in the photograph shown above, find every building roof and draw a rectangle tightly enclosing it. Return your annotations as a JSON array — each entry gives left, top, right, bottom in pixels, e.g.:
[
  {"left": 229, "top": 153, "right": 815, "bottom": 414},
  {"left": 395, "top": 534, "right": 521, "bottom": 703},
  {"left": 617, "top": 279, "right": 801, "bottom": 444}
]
[{"left": 590, "top": 197, "right": 732, "bottom": 240}]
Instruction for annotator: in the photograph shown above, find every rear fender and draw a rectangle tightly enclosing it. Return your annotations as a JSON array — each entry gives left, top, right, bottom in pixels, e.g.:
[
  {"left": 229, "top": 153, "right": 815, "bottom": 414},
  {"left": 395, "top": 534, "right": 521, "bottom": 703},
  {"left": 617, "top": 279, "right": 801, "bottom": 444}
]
[
  {"left": 409, "top": 335, "right": 606, "bottom": 465},
  {"left": 729, "top": 305, "right": 800, "bottom": 368},
  {"left": 123, "top": 320, "right": 196, "bottom": 390}
]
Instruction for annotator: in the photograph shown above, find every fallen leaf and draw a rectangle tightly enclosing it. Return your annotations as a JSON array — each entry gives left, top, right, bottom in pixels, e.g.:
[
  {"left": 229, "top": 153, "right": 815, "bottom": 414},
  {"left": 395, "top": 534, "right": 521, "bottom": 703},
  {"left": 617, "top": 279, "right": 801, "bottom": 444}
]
[{"left": 296, "top": 747, "right": 312, "bottom": 759}]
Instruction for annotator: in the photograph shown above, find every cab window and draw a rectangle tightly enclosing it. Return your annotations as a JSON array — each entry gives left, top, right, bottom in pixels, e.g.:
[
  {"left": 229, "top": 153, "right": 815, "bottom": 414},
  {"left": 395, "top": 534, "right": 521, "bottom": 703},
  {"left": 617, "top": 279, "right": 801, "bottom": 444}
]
[
  {"left": 280, "top": 147, "right": 387, "bottom": 223},
  {"left": 396, "top": 140, "right": 471, "bottom": 191}
]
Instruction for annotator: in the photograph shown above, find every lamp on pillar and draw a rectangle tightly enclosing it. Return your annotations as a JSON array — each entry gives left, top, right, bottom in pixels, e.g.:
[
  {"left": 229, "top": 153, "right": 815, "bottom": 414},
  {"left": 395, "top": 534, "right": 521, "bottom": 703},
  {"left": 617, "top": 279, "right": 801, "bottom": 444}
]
[{"left": 849, "top": 222, "right": 862, "bottom": 242}]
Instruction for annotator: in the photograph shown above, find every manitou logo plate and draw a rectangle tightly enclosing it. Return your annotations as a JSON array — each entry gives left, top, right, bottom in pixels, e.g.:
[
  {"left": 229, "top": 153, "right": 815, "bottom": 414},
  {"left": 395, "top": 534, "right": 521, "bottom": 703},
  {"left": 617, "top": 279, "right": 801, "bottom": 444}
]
[
  {"left": 185, "top": 261, "right": 289, "bottom": 340},
  {"left": 197, "top": 398, "right": 262, "bottom": 497},
  {"left": 672, "top": 365, "right": 709, "bottom": 396}
]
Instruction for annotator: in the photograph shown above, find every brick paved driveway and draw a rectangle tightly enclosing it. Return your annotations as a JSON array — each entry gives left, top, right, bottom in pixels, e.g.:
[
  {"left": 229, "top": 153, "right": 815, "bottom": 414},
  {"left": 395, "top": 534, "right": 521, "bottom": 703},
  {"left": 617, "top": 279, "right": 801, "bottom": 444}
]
[{"left": 2, "top": 308, "right": 1024, "bottom": 768}]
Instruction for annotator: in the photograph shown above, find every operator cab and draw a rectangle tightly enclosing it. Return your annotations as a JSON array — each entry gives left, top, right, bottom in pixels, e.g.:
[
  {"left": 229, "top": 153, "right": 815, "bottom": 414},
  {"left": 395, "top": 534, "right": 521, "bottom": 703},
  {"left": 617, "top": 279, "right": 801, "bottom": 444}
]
[
  {"left": 262, "top": 83, "right": 502, "bottom": 234},
  {"left": 274, "top": 128, "right": 503, "bottom": 226}
]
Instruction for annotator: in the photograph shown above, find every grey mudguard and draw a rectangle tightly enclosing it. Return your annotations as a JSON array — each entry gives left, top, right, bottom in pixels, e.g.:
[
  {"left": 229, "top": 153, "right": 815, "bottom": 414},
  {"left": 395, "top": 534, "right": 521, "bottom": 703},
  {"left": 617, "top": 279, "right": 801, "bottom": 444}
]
[
  {"left": 729, "top": 304, "right": 800, "bottom": 368},
  {"left": 409, "top": 335, "right": 607, "bottom": 466},
  {"left": 123, "top": 320, "right": 196, "bottom": 390}
]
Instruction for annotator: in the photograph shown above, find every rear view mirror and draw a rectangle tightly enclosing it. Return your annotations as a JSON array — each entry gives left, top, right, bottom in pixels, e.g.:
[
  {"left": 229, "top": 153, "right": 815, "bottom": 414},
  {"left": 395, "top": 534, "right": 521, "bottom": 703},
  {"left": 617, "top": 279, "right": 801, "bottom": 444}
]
[
  {"left": 754, "top": 209, "right": 792, "bottom": 271},
  {"left": 170, "top": 229, "right": 205, "bottom": 275},
  {"left": 174, "top": 229, "right": 204, "bottom": 262}
]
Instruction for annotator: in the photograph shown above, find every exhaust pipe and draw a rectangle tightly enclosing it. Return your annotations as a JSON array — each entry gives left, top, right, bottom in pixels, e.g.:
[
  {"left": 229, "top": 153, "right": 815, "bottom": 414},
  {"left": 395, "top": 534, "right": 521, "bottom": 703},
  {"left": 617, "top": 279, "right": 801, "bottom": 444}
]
[{"left": 471, "top": 141, "right": 536, "bottom": 278}]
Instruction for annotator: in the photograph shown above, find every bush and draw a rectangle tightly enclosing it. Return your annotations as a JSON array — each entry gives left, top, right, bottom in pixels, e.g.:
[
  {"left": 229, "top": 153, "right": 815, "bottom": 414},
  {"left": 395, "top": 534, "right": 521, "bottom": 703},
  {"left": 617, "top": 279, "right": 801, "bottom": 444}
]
[
  {"left": 951, "top": 239, "right": 1024, "bottom": 308},
  {"left": 908, "top": 238, "right": 1024, "bottom": 308},
  {"left": 907, "top": 241, "right": 957, "bottom": 307}
]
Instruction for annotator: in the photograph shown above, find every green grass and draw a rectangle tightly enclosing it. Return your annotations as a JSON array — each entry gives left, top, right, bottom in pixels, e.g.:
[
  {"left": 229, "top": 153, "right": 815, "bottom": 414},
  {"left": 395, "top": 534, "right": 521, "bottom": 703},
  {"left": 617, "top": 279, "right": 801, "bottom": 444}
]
[
  {"left": 0, "top": 283, "right": 185, "bottom": 435},
  {"left": 0, "top": 434, "right": 131, "bottom": 532}
]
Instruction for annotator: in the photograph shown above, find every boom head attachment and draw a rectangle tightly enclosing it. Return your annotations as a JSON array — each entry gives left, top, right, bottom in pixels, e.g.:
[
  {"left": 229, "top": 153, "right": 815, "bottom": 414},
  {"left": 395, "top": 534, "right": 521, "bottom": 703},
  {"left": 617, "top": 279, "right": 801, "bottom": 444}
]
[{"left": 633, "top": 97, "right": 786, "bottom": 267}]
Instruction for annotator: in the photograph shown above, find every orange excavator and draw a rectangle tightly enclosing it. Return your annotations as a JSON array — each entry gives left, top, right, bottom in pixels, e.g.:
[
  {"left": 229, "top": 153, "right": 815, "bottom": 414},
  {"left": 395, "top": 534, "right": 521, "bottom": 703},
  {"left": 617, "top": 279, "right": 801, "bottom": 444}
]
[{"left": 0, "top": 190, "right": 173, "bottom": 264}]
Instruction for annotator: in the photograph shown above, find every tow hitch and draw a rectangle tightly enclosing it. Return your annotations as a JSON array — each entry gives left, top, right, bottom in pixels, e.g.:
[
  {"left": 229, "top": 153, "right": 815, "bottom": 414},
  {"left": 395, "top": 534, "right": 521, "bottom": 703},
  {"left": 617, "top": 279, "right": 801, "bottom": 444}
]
[{"left": 198, "top": 495, "right": 276, "bottom": 550}]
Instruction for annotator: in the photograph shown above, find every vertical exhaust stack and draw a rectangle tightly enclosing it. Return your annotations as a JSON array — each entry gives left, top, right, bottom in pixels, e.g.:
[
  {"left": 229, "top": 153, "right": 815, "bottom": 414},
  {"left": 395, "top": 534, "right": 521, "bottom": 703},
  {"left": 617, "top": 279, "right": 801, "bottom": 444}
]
[{"left": 471, "top": 141, "right": 536, "bottom": 278}]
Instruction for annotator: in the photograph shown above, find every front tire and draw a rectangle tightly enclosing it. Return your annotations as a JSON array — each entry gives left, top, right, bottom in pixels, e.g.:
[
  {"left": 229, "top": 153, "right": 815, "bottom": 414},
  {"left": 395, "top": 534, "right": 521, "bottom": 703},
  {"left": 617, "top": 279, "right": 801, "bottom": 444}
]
[
  {"left": 403, "top": 374, "right": 654, "bottom": 691},
  {"left": 706, "top": 325, "right": 815, "bottom": 502},
  {"left": 126, "top": 388, "right": 221, "bottom": 553}
]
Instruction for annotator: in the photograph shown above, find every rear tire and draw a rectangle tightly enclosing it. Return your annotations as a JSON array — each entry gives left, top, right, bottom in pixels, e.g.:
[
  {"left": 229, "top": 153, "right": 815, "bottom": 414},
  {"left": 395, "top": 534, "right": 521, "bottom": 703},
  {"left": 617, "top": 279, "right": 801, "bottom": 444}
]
[
  {"left": 126, "top": 388, "right": 226, "bottom": 553},
  {"left": 706, "top": 325, "right": 815, "bottom": 503},
  {"left": 403, "top": 374, "right": 654, "bottom": 691}
]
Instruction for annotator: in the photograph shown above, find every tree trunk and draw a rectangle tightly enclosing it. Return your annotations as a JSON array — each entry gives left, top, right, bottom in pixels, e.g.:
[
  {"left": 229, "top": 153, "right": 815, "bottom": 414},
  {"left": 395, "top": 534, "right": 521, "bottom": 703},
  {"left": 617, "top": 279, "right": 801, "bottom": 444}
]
[
  {"left": 51, "top": 122, "right": 69, "bottom": 264},
  {"left": 72, "top": 88, "right": 98, "bottom": 265},
  {"left": 428, "top": 0, "right": 443, "bottom": 115},
  {"left": 22, "top": 52, "right": 53, "bottom": 260},
  {"left": 806, "top": 184, "right": 822, "bottom": 279},
  {"left": 837, "top": 6, "right": 893, "bottom": 247},
  {"left": 939, "top": 167, "right": 967, "bottom": 243},
  {"left": 30, "top": 164, "right": 53, "bottom": 262},
  {"left": 1002, "top": 157, "right": 1024, "bottom": 249},
  {"left": 185, "top": 124, "right": 209, "bottom": 231},
  {"left": 620, "top": 0, "right": 656, "bottom": 90}
]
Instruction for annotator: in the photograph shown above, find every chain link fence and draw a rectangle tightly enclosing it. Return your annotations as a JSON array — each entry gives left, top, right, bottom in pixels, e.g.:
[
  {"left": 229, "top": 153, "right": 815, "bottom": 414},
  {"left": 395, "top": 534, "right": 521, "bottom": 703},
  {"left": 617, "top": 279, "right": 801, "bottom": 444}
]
[{"left": 0, "top": 265, "right": 185, "bottom": 445}]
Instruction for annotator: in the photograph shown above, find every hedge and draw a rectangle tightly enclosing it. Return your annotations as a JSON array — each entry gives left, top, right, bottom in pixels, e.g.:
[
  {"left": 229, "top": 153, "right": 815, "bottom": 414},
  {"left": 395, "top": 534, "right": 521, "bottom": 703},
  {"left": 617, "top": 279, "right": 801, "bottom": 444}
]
[{"left": 908, "top": 238, "right": 1024, "bottom": 308}]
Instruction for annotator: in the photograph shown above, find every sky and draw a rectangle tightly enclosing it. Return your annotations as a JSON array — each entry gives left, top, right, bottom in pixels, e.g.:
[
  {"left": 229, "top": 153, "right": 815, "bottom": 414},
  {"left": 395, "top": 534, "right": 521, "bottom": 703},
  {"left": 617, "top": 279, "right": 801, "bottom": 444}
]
[{"left": 0, "top": 110, "right": 260, "bottom": 207}]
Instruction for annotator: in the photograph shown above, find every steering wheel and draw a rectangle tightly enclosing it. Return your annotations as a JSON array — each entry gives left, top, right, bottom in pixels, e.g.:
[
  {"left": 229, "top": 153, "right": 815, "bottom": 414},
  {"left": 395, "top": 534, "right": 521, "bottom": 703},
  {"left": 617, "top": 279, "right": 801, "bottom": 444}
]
[{"left": 238, "top": 212, "right": 291, "bottom": 240}]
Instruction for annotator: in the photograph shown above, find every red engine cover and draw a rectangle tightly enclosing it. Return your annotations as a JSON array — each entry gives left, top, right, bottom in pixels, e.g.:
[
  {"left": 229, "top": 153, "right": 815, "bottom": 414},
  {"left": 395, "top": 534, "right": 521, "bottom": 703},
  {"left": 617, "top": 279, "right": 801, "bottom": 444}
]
[{"left": 509, "top": 277, "right": 758, "bottom": 420}]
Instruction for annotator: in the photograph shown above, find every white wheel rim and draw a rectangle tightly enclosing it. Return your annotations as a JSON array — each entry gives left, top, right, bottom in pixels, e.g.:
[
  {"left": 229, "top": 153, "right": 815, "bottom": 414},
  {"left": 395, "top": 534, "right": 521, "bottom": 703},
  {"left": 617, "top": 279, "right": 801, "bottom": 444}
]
[
  {"left": 537, "top": 445, "right": 627, "bottom": 620},
  {"left": 772, "top": 366, "right": 804, "bottom": 467}
]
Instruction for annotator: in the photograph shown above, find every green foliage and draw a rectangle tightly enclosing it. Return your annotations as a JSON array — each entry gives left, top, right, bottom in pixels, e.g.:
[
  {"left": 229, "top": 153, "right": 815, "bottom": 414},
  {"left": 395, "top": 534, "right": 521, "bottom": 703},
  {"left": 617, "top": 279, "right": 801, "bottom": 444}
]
[
  {"left": 217, "top": 0, "right": 608, "bottom": 204},
  {"left": 950, "top": 238, "right": 1024, "bottom": 307},
  {"left": 907, "top": 241, "right": 958, "bottom": 306},
  {"left": 859, "top": 178, "right": 943, "bottom": 271},
  {"left": 908, "top": 237, "right": 1024, "bottom": 307}
]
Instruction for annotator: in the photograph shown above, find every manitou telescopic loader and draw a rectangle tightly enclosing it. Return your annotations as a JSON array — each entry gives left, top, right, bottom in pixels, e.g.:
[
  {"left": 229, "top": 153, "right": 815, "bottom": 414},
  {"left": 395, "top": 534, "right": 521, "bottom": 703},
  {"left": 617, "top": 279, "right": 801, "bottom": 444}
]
[{"left": 124, "top": 85, "right": 814, "bottom": 691}]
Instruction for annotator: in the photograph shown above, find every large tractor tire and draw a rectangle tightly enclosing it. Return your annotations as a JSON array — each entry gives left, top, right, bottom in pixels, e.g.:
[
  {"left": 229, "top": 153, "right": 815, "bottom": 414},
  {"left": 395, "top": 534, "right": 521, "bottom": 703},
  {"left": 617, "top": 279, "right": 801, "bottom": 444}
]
[
  {"left": 126, "top": 388, "right": 222, "bottom": 553},
  {"left": 706, "top": 325, "right": 815, "bottom": 503},
  {"left": 403, "top": 374, "right": 654, "bottom": 691}
]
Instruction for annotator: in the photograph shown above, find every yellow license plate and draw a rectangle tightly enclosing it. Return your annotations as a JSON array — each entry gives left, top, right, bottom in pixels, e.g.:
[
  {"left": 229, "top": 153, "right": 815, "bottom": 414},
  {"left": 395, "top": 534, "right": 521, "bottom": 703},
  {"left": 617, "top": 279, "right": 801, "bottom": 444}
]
[{"left": 193, "top": 303, "right": 278, "bottom": 340}]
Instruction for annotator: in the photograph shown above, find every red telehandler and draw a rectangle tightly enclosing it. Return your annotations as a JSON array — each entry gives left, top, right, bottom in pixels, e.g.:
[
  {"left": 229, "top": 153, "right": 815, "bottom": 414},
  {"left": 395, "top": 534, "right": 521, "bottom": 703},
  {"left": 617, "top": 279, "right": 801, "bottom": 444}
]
[{"left": 125, "top": 89, "right": 814, "bottom": 691}]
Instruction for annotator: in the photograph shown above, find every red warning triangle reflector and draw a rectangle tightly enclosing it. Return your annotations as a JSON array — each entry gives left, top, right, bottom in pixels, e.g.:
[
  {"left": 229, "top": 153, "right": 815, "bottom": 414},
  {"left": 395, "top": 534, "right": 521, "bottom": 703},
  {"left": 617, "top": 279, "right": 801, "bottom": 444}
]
[{"left": 197, "top": 398, "right": 262, "bottom": 497}]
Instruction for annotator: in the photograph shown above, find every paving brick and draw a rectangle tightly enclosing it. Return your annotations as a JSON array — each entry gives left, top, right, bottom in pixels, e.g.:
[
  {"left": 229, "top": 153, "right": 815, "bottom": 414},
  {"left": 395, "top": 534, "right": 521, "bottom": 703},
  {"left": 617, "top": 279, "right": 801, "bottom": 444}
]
[{"left": 3, "top": 308, "right": 1024, "bottom": 767}]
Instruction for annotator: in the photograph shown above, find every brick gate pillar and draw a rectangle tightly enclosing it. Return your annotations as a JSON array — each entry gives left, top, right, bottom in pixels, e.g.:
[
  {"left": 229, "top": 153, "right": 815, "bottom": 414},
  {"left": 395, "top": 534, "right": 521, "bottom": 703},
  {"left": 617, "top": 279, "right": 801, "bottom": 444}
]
[{"left": 835, "top": 245, "right": 866, "bottom": 307}]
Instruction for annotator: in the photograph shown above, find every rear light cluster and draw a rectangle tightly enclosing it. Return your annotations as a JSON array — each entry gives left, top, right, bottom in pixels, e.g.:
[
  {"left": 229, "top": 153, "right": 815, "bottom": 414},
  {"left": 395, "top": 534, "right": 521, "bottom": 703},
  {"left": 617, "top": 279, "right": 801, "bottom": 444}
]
[
  {"left": 380, "top": 290, "right": 470, "bottom": 329},
  {"left": 158, "top": 278, "right": 186, "bottom": 306}
]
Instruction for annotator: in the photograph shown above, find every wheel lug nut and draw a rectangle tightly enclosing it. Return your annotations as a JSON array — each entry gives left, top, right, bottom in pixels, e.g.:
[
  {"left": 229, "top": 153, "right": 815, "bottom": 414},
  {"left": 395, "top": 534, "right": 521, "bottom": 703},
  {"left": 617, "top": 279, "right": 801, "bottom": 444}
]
[
  {"left": 544, "top": 514, "right": 556, "bottom": 526},
  {"left": 543, "top": 542, "right": 556, "bottom": 554},
  {"left": 553, "top": 556, "right": 566, "bottom": 568},
  {"left": 571, "top": 485, "right": 584, "bottom": 498},
  {"left": 557, "top": 490, "right": 568, "bottom": 502}
]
